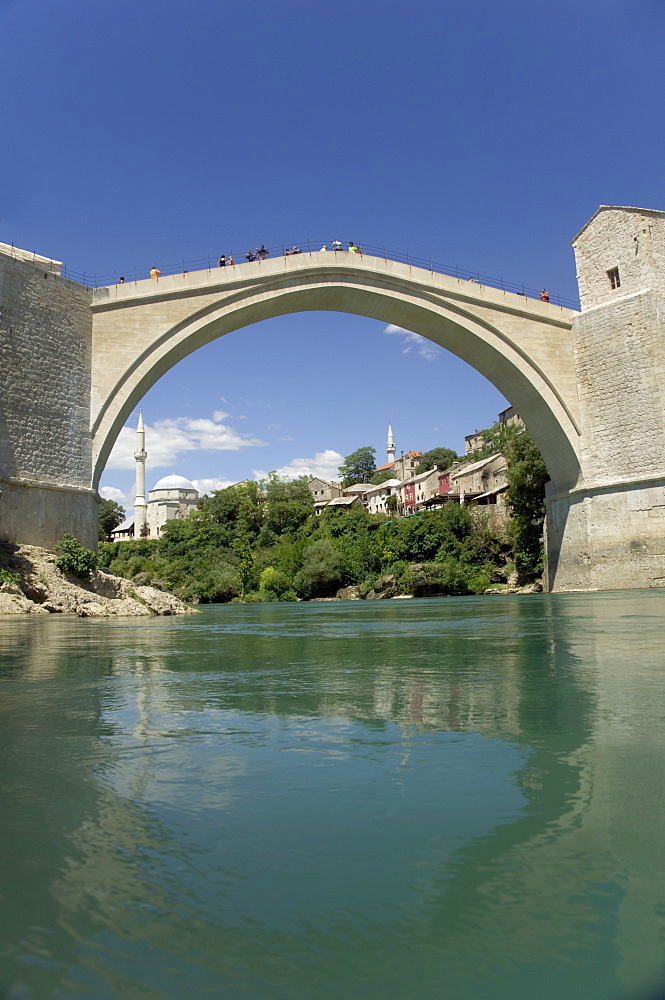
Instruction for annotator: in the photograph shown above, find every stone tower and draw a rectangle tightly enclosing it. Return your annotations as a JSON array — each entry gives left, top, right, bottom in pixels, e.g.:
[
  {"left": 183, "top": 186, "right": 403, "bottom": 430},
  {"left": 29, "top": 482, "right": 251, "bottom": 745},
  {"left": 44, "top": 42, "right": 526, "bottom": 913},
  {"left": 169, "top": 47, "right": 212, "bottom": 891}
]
[
  {"left": 386, "top": 424, "right": 396, "bottom": 466},
  {"left": 571, "top": 205, "right": 665, "bottom": 310},
  {"left": 133, "top": 411, "right": 147, "bottom": 538},
  {"left": 543, "top": 205, "right": 665, "bottom": 590}
]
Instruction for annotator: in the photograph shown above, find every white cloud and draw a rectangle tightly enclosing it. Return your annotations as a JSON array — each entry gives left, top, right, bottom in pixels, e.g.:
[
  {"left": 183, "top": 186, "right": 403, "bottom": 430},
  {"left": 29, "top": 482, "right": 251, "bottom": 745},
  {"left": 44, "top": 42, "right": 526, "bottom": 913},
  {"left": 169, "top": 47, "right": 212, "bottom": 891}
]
[
  {"left": 105, "top": 412, "right": 267, "bottom": 471},
  {"left": 383, "top": 323, "right": 441, "bottom": 361},
  {"left": 252, "top": 449, "right": 344, "bottom": 483},
  {"left": 192, "top": 476, "right": 239, "bottom": 496},
  {"left": 99, "top": 485, "right": 132, "bottom": 511}
]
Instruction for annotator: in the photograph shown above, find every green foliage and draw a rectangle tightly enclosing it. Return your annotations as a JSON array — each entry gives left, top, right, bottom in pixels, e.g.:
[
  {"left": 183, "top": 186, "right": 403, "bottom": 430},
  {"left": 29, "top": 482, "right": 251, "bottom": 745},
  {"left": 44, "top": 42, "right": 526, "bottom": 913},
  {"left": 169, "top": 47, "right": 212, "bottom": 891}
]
[
  {"left": 415, "top": 447, "right": 458, "bottom": 474},
  {"left": 470, "top": 419, "right": 549, "bottom": 582},
  {"left": 259, "top": 567, "right": 297, "bottom": 602},
  {"left": 370, "top": 468, "right": 397, "bottom": 485},
  {"left": 236, "top": 537, "right": 258, "bottom": 596},
  {"left": 97, "top": 499, "right": 125, "bottom": 541},
  {"left": 338, "top": 446, "right": 376, "bottom": 487},
  {"left": 408, "top": 559, "right": 492, "bottom": 596},
  {"left": 294, "top": 540, "right": 345, "bottom": 599},
  {"left": 92, "top": 444, "right": 533, "bottom": 602},
  {"left": 199, "top": 481, "right": 264, "bottom": 539},
  {"left": 182, "top": 564, "right": 240, "bottom": 603},
  {"left": 504, "top": 432, "right": 548, "bottom": 581},
  {"left": 263, "top": 473, "right": 314, "bottom": 535},
  {"left": 0, "top": 567, "right": 21, "bottom": 585},
  {"left": 55, "top": 533, "right": 98, "bottom": 579}
]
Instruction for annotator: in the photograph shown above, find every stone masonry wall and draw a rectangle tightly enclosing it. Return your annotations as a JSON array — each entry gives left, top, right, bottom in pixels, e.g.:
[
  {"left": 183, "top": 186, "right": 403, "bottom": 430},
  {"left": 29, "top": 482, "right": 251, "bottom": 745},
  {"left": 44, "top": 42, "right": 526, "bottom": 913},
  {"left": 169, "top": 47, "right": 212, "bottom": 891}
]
[
  {"left": 546, "top": 483, "right": 665, "bottom": 591},
  {"left": 573, "top": 289, "right": 665, "bottom": 484},
  {"left": 573, "top": 207, "right": 665, "bottom": 311},
  {"left": 545, "top": 282, "right": 665, "bottom": 591},
  {"left": 0, "top": 251, "right": 97, "bottom": 549}
]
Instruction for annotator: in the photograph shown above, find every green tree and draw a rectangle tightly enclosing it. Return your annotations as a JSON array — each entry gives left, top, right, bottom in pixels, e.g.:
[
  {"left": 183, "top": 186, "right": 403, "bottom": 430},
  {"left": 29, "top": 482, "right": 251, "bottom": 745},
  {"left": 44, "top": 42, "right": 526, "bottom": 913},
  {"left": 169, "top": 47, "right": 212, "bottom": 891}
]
[
  {"left": 199, "top": 481, "right": 264, "bottom": 539},
  {"left": 472, "top": 418, "right": 549, "bottom": 581},
  {"left": 263, "top": 473, "right": 314, "bottom": 535},
  {"left": 259, "top": 566, "right": 296, "bottom": 602},
  {"left": 504, "top": 431, "right": 549, "bottom": 582},
  {"left": 294, "top": 540, "right": 344, "bottom": 599},
  {"left": 338, "top": 446, "right": 376, "bottom": 487},
  {"left": 370, "top": 468, "right": 397, "bottom": 485},
  {"left": 236, "top": 537, "right": 258, "bottom": 596},
  {"left": 98, "top": 499, "right": 125, "bottom": 541},
  {"left": 415, "top": 447, "right": 458, "bottom": 474}
]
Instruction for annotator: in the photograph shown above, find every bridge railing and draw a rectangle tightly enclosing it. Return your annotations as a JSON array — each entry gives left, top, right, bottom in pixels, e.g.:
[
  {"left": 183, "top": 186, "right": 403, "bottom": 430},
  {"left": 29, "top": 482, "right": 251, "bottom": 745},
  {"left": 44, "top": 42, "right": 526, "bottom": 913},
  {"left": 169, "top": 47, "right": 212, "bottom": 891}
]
[{"left": 48, "top": 241, "right": 579, "bottom": 309}]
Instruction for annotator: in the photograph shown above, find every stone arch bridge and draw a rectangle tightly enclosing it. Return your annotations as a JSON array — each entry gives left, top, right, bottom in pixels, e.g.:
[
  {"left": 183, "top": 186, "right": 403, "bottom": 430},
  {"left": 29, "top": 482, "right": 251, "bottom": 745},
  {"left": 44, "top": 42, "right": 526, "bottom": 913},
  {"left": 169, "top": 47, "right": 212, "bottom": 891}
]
[{"left": 2, "top": 206, "right": 664, "bottom": 592}]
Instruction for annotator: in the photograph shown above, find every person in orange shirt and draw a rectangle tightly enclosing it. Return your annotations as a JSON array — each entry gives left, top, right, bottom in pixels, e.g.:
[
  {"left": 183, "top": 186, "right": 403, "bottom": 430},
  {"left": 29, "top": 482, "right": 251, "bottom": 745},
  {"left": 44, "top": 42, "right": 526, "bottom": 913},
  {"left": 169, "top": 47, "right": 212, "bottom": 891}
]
[{"left": 150, "top": 266, "right": 161, "bottom": 279}]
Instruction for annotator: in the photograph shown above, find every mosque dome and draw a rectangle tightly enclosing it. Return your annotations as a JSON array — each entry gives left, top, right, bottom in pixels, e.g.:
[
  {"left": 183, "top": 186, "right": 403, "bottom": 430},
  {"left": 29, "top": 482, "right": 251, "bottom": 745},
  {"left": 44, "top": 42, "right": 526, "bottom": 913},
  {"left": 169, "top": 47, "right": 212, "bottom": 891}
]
[{"left": 151, "top": 474, "right": 197, "bottom": 492}]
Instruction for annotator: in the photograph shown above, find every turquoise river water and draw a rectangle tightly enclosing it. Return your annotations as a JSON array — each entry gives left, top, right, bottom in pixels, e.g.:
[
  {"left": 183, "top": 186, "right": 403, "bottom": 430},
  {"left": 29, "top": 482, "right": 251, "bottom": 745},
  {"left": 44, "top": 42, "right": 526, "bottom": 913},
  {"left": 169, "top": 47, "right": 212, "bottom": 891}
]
[{"left": 0, "top": 591, "right": 664, "bottom": 1000}]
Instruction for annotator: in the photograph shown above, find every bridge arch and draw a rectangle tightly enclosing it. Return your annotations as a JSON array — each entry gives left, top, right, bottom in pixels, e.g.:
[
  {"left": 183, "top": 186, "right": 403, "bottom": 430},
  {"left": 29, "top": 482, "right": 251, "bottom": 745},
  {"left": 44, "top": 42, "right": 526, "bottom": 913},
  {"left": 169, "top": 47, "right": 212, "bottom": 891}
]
[{"left": 90, "top": 255, "right": 581, "bottom": 492}]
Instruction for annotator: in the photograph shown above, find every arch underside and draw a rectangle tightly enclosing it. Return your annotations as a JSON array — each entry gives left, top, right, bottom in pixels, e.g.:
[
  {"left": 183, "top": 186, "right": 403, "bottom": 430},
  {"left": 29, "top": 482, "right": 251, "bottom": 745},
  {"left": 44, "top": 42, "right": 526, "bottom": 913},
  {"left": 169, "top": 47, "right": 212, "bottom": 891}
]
[{"left": 91, "top": 273, "right": 581, "bottom": 491}]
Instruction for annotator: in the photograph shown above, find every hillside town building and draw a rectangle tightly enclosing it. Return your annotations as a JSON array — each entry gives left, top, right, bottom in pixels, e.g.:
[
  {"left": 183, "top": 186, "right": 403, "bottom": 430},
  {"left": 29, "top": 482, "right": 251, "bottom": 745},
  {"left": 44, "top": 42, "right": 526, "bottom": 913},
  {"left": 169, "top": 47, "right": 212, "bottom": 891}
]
[{"left": 307, "top": 420, "right": 512, "bottom": 519}]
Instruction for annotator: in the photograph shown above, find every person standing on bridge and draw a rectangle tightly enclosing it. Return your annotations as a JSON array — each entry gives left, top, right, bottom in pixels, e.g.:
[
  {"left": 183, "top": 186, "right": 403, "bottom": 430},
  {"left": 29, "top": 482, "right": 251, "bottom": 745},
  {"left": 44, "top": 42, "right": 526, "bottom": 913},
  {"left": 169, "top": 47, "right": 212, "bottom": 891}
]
[
  {"left": 540, "top": 288, "right": 550, "bottom": 302},
  {"left": 218, "top": 255, "right": 226, "bottom": 267},
  {"left": 348, "top": 241, "right": 362, "bottom": 255},
  {"left": 150, "top": 266, "right": 161, "bottom": 279},
  {"left": 332, "top": 239, "right": 343, "bottom": 251},
  {"left": 245, "top": 250, "right": 257, "bottom": 262},
  {"left": 258, "top": 245, "right": 270, "bottom": 260},
  {"left": 227, "top": 255, "right": 234, "bottom": 266}
]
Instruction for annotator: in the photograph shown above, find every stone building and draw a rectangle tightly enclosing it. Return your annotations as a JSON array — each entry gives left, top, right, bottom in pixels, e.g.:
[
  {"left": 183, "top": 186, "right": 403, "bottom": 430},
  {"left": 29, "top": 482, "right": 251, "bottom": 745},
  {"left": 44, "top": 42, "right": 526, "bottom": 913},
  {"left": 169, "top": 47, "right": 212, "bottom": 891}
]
[
  {"left": 399, "top": 467, "right": 443, "bottom": 514},
  {"left": 451, "top": 454, "right": 507, "bottom": 503},
  {"left": 326, "top": 495, "right": 364, "bottom": 510},
  {"left": 374, "top": 450, "right": 423, "bottom": 482},
  {"left": 464, "top": 430, "right": 486, "bottom": 456},
  {"left": 144, "top": 474, "right": 199, "bottom": 536},
  {"left": 307, "top": 477, "right": 343, "bottom": 514},
  {"left": 364, "top": 479, "right": 402, "bottom": 515},
  {"left": 498, "top": 405, "right": 524, "bottom": 431}
]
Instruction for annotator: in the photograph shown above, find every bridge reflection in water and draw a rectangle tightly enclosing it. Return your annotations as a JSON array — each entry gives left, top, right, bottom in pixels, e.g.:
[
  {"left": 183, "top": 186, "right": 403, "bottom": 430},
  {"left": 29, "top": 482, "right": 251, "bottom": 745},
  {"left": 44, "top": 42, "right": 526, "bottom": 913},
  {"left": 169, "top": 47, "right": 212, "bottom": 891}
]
[{"left": 0, "top": 592, "right": 663, "bottom": 1000}]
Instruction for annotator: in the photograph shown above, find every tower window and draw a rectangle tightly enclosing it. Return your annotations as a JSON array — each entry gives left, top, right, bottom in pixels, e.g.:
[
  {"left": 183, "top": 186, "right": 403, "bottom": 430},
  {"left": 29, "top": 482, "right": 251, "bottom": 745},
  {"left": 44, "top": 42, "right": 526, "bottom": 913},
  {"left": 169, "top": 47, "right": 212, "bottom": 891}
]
[{"left": 607, "top": 267, "right": 621, "bottom": 290}]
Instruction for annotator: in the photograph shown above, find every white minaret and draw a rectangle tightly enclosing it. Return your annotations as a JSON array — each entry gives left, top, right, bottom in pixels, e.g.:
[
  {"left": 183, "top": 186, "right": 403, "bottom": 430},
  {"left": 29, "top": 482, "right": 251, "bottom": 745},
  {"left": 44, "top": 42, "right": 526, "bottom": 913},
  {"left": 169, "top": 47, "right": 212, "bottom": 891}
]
[
  {"left": 386, "top": 424, "right": 396, "bottom": 466},
  {"left": 134, "top": 411, "right": 148, "bottom": 537}
]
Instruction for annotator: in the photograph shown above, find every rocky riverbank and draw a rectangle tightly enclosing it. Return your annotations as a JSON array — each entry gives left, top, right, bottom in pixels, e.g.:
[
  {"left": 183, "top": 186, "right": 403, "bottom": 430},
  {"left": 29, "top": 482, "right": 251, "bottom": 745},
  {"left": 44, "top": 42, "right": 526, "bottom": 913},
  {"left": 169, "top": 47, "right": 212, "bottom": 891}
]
[{"left": 0, "top": 543, "right": 197, "bottom": 617}]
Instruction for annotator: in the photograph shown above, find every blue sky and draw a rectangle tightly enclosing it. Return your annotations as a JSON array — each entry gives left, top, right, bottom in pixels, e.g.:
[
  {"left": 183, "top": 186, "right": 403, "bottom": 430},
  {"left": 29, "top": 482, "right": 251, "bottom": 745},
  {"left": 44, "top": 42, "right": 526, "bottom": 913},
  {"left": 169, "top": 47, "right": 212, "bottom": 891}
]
[{"left": 2, "top": 0, "right": 664, "bottom": 508}]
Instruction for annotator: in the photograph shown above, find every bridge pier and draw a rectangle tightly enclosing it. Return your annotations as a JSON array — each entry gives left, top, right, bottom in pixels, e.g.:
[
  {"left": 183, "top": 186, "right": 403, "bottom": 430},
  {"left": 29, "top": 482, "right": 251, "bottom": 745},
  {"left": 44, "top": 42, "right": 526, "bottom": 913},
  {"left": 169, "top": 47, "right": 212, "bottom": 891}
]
[
  {"left": 545, "top": 477, "right": 665, "bottom": 591},
  {"left": 0, "top": 480, "right": 98, "bottom": 552}
]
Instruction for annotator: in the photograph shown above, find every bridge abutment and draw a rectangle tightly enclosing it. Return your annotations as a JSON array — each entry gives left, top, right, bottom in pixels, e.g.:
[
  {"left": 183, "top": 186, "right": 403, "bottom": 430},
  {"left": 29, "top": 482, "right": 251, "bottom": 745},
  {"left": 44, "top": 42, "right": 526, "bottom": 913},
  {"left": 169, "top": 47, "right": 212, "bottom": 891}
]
[{"left": 0, "top": 252, "right": 98, "bottom": 551}]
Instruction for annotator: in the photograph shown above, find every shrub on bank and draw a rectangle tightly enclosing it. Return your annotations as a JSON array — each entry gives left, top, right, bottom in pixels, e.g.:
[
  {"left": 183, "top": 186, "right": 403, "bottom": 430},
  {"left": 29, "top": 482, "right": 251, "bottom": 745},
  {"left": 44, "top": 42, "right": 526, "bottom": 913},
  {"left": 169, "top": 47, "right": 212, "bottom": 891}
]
[{"left": 55, "top": 533, "right": 98, "bottom": 579}]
